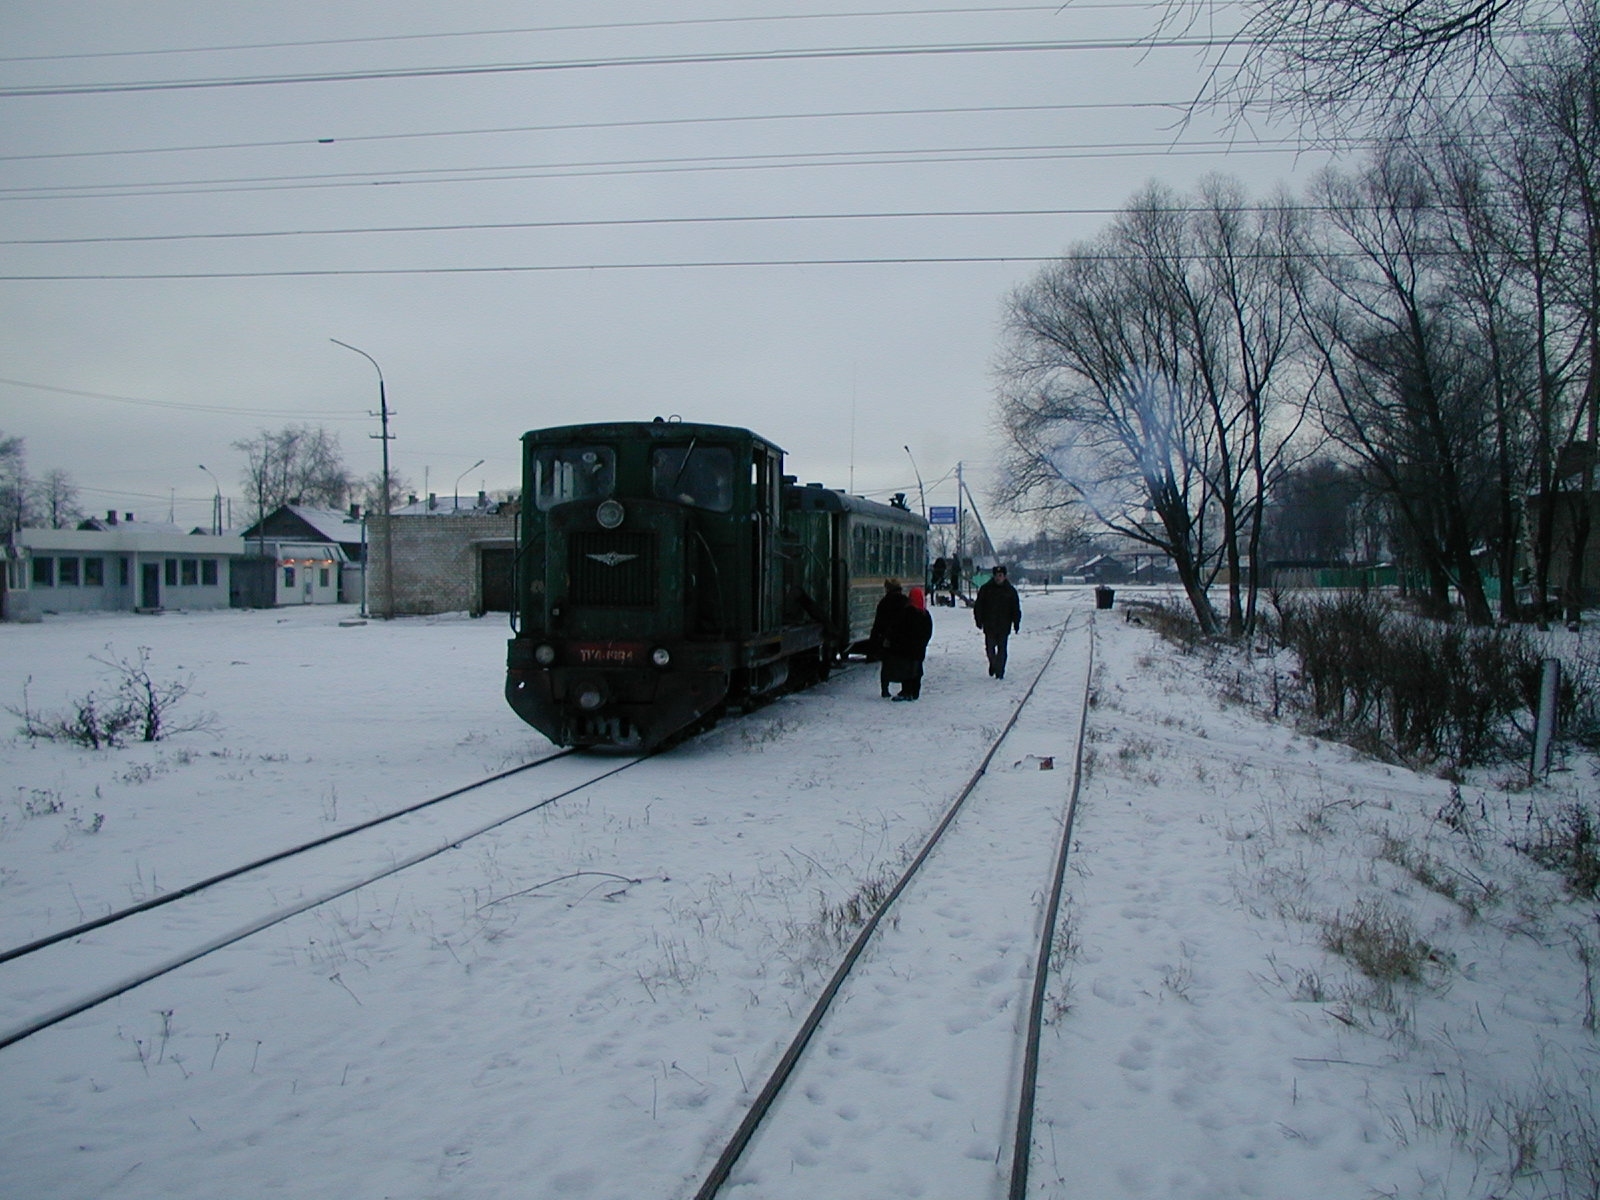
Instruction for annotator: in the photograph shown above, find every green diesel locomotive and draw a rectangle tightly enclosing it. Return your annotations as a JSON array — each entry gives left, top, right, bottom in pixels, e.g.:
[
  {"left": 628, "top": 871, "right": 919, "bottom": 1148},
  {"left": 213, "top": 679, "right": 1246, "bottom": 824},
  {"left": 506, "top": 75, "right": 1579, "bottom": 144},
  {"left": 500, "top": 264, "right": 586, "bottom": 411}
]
[{"left": 504, "top": 418, "right": 927, "bottom": 749}]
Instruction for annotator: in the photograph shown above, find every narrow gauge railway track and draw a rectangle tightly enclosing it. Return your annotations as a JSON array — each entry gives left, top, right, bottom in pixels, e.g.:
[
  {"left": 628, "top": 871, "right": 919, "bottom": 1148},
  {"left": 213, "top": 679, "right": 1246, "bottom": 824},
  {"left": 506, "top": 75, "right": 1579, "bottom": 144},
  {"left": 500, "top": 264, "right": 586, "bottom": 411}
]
[
  {"left": 0, "top": 750, "right": 651, "bottom": 1052},
  {"left": 691, "top": 614, "right": 1094, "bottom": 1200}
]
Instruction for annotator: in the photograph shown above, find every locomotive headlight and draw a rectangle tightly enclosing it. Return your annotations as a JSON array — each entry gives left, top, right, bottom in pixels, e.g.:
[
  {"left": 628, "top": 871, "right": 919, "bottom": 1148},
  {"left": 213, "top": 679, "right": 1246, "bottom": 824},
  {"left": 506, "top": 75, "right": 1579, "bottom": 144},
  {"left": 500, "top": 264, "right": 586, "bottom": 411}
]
[
  {"left": 650, "top": 646, "right": 672, "bottom": 668},
  {"left": 534, "top": 643, "right": 557, "bottom": 666},
  {"left": 596, "top": 499, "right": 625, "bottom": 529},
  {"left": 576, "top": 688, "right": 604, "bottom": 711}
]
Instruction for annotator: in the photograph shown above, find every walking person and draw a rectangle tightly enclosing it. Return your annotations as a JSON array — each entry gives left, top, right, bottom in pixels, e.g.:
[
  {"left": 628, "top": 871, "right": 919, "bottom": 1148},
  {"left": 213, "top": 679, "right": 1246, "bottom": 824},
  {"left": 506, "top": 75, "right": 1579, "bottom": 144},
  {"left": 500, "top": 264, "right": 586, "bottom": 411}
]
[
  {"left": 887, "top": 586, "right": 934, "bottom": 700},
  {"left": 973, "top": 565, "right": 1021, "bottom": 680},
  {"left": 870, "top": 578, "right": 908, "bottom": 698}
]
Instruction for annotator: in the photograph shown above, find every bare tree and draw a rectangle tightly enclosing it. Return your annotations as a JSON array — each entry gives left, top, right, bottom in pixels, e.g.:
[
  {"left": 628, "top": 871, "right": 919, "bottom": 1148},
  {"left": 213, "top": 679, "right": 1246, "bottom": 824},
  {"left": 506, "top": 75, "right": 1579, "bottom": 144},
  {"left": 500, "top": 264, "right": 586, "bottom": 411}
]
[
  {"left": 996, "top": 179, "right": 1308, "bottom": 636},
  {"left": 1261, "top": 457, "right": 1366, "bottom": 562},
  {"left": 233, "top": 425, "right": 352, "bottom": 522},
  {"left": 1516, "top": 14, "right": 1600, "bottom": 621},
  {"left": 355, "top": 469, "right": 414, "bottom": 516},
  {"left": 1299, "top": 152, "right": 1499, "bottom": 624},
  {"left": 32, "top": 468, "right": 83, "bottom": 529},
  {"left": 1171, "top": 0, "right": 1551, "bottom": 138},
  {"left": 0, "top": 431, "right": 27, "bottom": 532}
]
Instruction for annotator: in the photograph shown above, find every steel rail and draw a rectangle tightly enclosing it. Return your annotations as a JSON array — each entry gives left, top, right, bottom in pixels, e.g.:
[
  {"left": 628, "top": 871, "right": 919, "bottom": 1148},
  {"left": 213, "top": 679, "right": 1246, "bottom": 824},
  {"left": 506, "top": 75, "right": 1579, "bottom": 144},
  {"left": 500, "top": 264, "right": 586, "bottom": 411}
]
[
  {"left": 1008, "top": 611, "right": 1096, "bottom": 1198},
  {"left": 689, "top": 613, "right": 1082, "bottom": 1200},
  {"left": 0, "top": 750, "right": 576, "bottom": 967},
  {"left": 0, "top": 752, "right": 646, "bottom": 1052}
]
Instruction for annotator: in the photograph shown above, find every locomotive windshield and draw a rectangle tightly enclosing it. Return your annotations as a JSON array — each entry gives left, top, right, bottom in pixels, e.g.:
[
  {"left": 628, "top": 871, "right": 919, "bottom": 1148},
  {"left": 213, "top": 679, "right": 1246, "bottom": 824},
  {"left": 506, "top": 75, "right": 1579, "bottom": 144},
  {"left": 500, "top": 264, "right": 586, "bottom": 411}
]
[
  {"left": 531, "top": 445, "right": 615, "bottom": 510},
  {"left": 651, "top": 444, "right": 733, "bottom": 512}
]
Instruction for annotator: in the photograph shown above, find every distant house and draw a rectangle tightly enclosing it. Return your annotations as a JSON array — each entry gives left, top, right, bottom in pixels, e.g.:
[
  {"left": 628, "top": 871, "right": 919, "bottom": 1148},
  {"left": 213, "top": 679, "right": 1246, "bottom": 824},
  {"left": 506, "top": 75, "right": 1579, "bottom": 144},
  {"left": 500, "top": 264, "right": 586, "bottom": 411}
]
[
  {"left": 1074, "top": 553, "right": 1130, "bottom": 583},
  {"left": 235, "top": 505, "right": 366, "bottom": 606},
  {"left": 366, "top": 492, "right": 518, "bottom": 617},
  {"left": 2, "top": 512, "right": 243, "bottom": 621}
]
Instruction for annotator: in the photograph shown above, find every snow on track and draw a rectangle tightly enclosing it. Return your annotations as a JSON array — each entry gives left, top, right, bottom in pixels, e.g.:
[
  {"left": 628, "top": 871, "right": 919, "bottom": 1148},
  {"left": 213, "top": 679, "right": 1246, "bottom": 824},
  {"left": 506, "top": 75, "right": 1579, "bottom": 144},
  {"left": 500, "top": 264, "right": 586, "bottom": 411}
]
[{"left": 714, "top": 617, "right": 1093, "bottom": 1199}]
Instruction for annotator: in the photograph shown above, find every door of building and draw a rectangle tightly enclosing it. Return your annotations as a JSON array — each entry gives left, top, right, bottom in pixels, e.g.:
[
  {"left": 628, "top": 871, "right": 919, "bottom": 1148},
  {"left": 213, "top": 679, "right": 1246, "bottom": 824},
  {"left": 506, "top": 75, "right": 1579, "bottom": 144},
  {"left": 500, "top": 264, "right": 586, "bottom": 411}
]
[
  {"left": 140, "top": 562, "right": 160, "bottom": 609},
  {"left": 479, "top": 548, "right": 514, "bottom": 613}
]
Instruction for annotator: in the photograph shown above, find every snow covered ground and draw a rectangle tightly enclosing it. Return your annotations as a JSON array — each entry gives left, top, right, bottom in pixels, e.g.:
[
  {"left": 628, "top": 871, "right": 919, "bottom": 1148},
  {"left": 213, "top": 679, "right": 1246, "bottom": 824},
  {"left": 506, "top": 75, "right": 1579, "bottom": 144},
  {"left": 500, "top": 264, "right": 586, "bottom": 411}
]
[{"left": 1, "top": 591, "right": 1596, "bottom": 1199}]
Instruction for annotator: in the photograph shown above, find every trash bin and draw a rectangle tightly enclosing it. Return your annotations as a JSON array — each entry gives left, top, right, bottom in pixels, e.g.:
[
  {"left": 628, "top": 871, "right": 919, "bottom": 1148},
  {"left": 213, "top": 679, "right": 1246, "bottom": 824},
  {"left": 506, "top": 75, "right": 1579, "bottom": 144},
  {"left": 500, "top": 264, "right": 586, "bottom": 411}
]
[{"left": 1094, "top": 585, "right": 1115, "bottom": 610}]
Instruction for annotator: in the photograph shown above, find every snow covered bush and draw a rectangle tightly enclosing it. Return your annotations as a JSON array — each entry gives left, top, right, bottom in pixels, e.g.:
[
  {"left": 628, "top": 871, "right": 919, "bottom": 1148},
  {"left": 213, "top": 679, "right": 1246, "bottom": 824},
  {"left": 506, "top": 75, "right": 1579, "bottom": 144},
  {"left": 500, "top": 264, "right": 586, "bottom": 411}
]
[{"left": 8, "top": 645, "right": 213, "bottom": 748}]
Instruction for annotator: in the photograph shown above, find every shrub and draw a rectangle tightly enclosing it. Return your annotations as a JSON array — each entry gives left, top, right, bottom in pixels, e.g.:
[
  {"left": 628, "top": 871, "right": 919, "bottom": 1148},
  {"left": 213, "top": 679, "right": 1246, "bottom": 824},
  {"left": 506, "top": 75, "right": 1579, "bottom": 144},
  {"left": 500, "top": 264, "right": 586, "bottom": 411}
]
[
  {"left": 1277, "top": 596, "right": 1547, "bottom": 769},
  {"left": 9, "top": 646, "right": 213, "bottom": 748}
]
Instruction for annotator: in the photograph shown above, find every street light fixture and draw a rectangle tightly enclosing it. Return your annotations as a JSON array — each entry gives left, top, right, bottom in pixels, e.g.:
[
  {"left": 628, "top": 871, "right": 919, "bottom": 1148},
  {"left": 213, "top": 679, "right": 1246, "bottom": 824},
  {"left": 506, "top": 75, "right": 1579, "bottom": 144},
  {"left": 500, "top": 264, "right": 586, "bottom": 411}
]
[
  {"left": 331, "top": 339, "right": 394, "bottom": 619},
  {"left": 902, "top": 445, "right": 927, "bottom": 521},
  {"left": 197, "top": 464, "right": 222, "bottom": 535},
  {"left": 454, "top": 459, "right": 484, "bottom": 511}
]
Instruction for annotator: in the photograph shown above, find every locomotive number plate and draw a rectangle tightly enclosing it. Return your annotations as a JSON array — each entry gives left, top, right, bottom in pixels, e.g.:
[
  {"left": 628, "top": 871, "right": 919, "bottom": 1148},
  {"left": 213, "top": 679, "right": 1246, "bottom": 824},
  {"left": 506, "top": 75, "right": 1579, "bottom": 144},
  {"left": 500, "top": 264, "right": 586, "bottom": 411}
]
[{"left": 570, "top": 641, "right": 647, "bottom": 666}]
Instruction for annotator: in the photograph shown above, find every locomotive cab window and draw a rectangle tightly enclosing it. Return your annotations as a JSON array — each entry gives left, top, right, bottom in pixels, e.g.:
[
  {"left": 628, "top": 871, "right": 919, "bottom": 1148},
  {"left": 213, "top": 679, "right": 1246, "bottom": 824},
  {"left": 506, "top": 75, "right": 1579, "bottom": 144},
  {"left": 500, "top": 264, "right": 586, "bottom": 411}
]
[
  {"left": 651, "top": 445, "right": 733, "bottom": 512},
  {"left": 532, "top": 446, "right": 615, "bottom": 511}
]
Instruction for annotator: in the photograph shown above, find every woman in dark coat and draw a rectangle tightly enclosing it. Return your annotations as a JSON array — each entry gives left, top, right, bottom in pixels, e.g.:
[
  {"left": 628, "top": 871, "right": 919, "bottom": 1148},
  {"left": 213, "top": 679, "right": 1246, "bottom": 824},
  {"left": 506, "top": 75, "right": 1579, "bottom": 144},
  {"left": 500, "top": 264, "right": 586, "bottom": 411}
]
[
  {"left": 887, "top": 586, "right": 934, "bottom": 701},
  {"left": 870, "top": 579, "right": 907, "bottom": 698}
]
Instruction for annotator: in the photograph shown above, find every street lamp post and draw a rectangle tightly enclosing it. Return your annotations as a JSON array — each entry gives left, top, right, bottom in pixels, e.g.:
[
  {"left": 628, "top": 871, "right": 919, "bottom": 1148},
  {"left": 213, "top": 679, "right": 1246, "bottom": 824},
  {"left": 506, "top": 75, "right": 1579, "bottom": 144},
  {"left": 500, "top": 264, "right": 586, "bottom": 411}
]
[
  {"left": 902, "top": 445, "right": 927, "bottom": 521},
  {"left": 331, "top": 339, "right": 394, "bottom": 619},
  {"left": 454, "top": 459, "right": 484, "bottom": 511},
  {"left": 197, "top": 464, "right": 222, "bottom": 535}
]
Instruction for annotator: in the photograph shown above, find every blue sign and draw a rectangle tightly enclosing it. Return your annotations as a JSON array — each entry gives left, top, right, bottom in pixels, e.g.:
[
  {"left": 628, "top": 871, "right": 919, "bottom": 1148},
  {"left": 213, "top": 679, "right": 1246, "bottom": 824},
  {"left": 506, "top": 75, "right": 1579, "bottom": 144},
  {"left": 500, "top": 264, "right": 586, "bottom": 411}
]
[{"left": 928, "top": 506, "right": 958, "bottom": 525}]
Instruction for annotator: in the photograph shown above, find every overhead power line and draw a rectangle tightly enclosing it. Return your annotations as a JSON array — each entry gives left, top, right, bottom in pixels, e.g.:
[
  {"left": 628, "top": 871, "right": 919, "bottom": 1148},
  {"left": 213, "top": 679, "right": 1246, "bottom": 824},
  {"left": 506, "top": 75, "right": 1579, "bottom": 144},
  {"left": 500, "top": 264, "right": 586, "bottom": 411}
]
[
  {"left": 0, "top": 245, "right": 1452, "bottom": 283},
  {"left": 0, "top": 138, "right": 1334, "bottom": 203},
  {"left": 0, "top": 375, "right": 367, "bottom": 419},
  {"left": 0, "top": 208, "right": 1120, "bottom": 247},
  {"left": 0, "top": 6, "right": 1153, "bottom": 64},
  {"left": 0, "top": 36, "right": 1256, "bottom": 98},
  {"left": 0, "top": 100, "right": 1196, "bottom": 164},
  {"left": 0, "top": 200, "right": 1408, "bottom": 249}
]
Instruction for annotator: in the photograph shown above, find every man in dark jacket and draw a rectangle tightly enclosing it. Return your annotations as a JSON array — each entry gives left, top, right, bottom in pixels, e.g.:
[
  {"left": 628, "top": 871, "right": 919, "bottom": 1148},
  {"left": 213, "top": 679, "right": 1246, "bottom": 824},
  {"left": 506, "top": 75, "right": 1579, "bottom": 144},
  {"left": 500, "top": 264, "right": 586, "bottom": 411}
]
[{"left": 973, "top": 565, "right": 1021, "bottom": 679}]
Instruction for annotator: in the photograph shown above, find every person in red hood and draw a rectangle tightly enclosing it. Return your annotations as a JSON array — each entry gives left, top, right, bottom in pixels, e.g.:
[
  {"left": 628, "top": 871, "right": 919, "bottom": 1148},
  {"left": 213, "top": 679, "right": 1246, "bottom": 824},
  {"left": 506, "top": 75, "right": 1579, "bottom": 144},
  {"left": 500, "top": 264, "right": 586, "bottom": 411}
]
[{"left": 886, "top": 585, "right": 934, "bottom": 701}]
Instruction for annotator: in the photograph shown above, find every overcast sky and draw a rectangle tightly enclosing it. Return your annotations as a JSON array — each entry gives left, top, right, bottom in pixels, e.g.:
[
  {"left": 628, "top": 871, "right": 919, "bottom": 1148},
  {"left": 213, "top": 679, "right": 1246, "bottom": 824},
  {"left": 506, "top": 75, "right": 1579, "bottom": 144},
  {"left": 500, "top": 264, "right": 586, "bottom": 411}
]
[{"left": 1, "top": 2, "right": 1340, "bottom": 534}]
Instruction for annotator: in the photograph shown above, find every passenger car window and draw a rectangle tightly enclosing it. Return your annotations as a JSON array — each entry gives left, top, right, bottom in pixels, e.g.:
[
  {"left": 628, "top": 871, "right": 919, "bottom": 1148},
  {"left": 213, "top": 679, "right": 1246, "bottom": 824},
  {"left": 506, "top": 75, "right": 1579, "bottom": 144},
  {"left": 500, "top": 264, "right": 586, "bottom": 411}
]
[
  {"left": 652, "top": 445, "right": 733, "bottom": 512},
  {"left": 532, "top": 446, "right": 615, "bottom": 511}
]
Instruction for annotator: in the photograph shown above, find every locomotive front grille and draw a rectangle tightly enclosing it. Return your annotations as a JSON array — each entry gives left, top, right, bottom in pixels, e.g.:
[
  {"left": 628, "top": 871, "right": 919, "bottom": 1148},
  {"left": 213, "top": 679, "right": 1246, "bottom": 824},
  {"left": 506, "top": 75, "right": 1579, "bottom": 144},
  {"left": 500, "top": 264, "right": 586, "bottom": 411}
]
[{"left": 569, "top": 531, "right": 656, "bottom": 607}]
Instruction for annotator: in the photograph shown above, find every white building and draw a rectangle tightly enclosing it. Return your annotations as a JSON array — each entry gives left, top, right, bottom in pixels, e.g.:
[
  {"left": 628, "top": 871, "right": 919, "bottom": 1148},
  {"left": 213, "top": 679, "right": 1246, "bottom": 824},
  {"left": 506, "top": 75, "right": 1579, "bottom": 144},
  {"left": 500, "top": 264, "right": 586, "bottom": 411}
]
[
  {"left": 2, "top": 516, "right": 244, "bottom": 621},
  {"left": 257, "top": 540, "right": 347, "bottom": 606}
]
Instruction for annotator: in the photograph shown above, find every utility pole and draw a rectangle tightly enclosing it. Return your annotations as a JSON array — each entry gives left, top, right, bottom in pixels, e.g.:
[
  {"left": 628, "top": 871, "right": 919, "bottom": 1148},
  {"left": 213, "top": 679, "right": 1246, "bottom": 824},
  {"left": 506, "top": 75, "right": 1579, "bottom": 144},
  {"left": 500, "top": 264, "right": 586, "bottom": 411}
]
[
  {"left": 955, "top": 460, "right": 965, "bottom": 600},
  {"left": 331, "top": 339, "right": 394, "bottom": 619}
]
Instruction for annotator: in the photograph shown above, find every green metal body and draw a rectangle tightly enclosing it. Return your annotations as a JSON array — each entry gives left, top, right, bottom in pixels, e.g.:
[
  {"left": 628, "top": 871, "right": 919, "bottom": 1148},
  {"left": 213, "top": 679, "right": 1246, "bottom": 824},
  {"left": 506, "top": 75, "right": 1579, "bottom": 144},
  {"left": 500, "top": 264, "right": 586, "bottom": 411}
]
[{"left": 505, "top": 420, "right": 926, "bottom": 748}]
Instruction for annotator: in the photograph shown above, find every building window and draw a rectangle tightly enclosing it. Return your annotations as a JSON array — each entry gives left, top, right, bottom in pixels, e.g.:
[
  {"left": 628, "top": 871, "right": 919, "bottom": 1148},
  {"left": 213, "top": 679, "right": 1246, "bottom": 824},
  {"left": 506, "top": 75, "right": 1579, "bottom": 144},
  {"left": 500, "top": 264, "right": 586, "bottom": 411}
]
[
  {"left": 320, "top": 567, "right": 331, "bottom": 588},
  {"left": 84, "top": 557, "right": 104, "bottom": 586},
  {"left": 283, "top": 566, "right": 296, "bottom": 588},
  {"left": 201, "top": 559, "right": 218, "bottom": 586},
  {"left": 31, "top": 556, "right": 53, "bottom": 587},
  {"left": 59, "top": 557, "right": 80, "bottom": 586},
  {"left": 165, "top": 559, "right": 177, "bottom": 586},
  {"left": 119, "top": 557, "right": 130, "bottom": 586},
  {"left": 181, "top": 558, "right": 198, "bottom": 586}
]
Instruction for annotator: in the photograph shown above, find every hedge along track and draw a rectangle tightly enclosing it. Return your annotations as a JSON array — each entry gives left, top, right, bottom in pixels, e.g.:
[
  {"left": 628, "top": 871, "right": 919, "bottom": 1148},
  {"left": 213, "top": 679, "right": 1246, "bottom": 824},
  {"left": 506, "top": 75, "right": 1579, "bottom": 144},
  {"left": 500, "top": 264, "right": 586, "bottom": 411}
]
[
  {"left": 0, "top": 749, "right": 658, "bottom": 1052},
  {"left": 690, "top": 611, "right": 1096, "bottom": 1200}
]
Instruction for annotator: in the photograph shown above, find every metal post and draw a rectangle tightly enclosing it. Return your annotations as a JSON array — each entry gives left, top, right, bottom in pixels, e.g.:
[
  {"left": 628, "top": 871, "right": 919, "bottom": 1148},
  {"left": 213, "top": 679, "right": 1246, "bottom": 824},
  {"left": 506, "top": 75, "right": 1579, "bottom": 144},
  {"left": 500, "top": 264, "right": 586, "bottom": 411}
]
[
  {"left": 902, "top": 445, "right": 927, "bottom": 521},
  {"left": 454, "top": 459, "right": 484, "bottom": 511},
  {"left": 197, "top": 464, "right": 222, "bottom": 535},
  {"left": 331, "top": 339, "right": 394, "bottom": 619},
  {"left": 1532, "top": 657, "right": 1560, "bottom": 782},
  {"left": 955, "top": 459, "right": 964, "bottom": 600}
]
